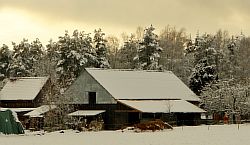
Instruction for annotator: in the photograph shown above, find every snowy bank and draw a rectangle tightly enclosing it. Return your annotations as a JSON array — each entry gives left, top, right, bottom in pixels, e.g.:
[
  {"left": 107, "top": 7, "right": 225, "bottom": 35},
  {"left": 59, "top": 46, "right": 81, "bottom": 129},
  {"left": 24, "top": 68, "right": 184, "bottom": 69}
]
[{"left": 1, "top": 124, "right": 250, "bottom": 145}]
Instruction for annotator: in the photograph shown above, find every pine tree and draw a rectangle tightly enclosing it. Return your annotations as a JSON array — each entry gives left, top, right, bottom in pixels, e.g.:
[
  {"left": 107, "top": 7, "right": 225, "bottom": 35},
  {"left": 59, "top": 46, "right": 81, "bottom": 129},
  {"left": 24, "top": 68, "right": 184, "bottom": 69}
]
[
  {"left": 136, "top": 25, "right": 162, "bottom": 70},
  {"left": 30, "top": 38, "right": 45, "bottom": 76},
  {"left": 0, "top": 44, "right": 11, "bottom": 80},
  {"left": 186, "top": 34, "right": 219, "bottom": 95},
  {"left": 93, "top": 28, "right": 110, "bottom": 68},
  {"left": 118, "top": 34, "right": 138, "bottom": 69},
  {"left": 9, "top": 39, "right": 32, "bottom": 77},
  {"left": 75, "top": 30, "right": 97, "bottom": 68},
  {"left": 9, "top": 38, "right": 44, "bottom": 77},
  {"left": 46, "top": 39, "right": 59, "bottom": 62},
  {"left": 55, "top": 30, "right": 98, "bottom": 92},
  {"left": 56, "top": 30, "right": 77, "bottom": 91}
]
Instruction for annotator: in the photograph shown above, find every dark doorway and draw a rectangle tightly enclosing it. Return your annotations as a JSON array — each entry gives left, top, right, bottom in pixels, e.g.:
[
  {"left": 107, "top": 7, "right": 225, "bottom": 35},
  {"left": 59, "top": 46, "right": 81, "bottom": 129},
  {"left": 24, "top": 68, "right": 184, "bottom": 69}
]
[
  {"left": 128, "top": 112, "right": 140, "bottom": 125},
  {"left": 176, "top": 113, "right": 197, "bottom": 126},
  {"left": 88, "top": 92, "right": 96, "bottom": 105}
]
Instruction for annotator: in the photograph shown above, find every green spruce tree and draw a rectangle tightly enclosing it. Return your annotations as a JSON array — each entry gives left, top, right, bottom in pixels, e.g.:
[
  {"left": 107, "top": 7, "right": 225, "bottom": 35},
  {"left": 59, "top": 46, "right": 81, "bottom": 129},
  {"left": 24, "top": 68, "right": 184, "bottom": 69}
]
[{"left": 136, "top": 25, "right": 162, "bottom": 70}]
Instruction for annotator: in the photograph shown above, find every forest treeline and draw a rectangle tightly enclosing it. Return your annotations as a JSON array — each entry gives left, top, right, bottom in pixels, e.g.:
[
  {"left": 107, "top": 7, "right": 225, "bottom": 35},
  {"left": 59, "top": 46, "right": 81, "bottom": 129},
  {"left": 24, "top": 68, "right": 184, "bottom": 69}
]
[{"left": 0, "top": 25, "right": 250, "bottom": 118}]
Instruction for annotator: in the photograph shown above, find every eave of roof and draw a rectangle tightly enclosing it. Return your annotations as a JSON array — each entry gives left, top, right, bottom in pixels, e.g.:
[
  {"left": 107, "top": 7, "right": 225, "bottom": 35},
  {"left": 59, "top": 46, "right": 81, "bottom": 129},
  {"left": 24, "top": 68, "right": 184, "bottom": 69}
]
[
  {"left": 68, "top": 110, "right": 105, "bottom": 116},
  {"left": 118, "top": 100, "right": 206, "bottom": 113},
  {"left": 24, "top": 105, "right": 56, "bottom": 117}
]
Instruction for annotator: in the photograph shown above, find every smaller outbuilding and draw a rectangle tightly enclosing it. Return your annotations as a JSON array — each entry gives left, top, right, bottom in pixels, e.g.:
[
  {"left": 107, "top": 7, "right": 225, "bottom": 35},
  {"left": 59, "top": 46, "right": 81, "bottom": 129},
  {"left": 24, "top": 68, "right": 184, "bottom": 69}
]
[
  {"left": 0, "top": 77, "right": 49, "bottom": 108},
  {"left": 24, "top": 105, "right": 57, "bottom": 131},
  {"left": 0, "top": 77, "right": 50, "bottom": 129}
]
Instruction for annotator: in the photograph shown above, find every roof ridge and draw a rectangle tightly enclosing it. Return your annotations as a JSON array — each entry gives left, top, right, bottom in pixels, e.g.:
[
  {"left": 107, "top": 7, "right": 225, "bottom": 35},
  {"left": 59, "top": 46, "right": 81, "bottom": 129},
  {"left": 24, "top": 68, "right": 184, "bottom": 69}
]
[
  {"left": 85, "top": 68, "right": 173, "bottom": 73},
  {"left": 9, "top": 76, "right": 48, "bottom": 79}
]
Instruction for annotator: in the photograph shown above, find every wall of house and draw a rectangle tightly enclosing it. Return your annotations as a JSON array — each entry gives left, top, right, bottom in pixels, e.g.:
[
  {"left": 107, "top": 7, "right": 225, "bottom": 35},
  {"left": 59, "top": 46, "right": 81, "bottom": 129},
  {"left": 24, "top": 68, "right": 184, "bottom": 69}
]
[
  {"left": 34, "top": 78, "right": 52, "bottom": 107},
  {"left": 176, "top": 113, "right": 202, "bottom": 126},
  {"left": 64, "top": 70, "right": 116, "bottom": 104},
  {"left": 76, "top": 103, "right": 138, "bottom": 130},
  {"left": 0, "top": 100, "right": 35, "bottom": 108},
  {"left": 114, "top": 102, "right": 140, "bottom": 129}
]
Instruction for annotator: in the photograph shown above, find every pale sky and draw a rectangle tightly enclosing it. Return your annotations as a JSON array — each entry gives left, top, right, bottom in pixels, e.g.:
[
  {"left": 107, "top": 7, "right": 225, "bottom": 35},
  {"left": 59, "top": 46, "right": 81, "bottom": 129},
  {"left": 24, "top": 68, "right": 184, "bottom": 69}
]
[{"left": 0, "top": 0, "right": 250, "bottom": 46}]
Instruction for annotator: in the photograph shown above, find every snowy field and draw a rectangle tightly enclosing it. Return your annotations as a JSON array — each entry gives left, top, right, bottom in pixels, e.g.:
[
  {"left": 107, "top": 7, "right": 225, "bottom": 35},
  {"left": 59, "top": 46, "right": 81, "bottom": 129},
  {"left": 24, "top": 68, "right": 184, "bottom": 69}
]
[{"left": 1, "top": 124, "right": 250, "bottom": 145}]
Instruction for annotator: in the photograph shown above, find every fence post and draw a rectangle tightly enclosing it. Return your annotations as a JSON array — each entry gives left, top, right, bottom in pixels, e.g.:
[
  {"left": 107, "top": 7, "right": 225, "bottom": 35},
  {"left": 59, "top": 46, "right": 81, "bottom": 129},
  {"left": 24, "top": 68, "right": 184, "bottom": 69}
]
[{"left": 182, "top": 120, "right": 184, "bottom": 130}]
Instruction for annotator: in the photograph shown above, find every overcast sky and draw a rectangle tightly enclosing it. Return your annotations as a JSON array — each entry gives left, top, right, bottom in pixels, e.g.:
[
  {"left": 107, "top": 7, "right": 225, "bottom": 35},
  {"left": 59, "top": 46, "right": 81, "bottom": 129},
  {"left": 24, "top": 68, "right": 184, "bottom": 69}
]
[{"left": 0, "top": 0, "right": 250, "bottom": 46}]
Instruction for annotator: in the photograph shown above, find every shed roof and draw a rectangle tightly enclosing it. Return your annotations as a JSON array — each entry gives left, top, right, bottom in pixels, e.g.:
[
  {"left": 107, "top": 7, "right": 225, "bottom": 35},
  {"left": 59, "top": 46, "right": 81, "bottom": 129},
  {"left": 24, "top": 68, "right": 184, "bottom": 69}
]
[
  {"left": 0, "top": 108, "right": 35, "bottom": 113},
  {"left": 0, "top": 77, "right": 48, "bottom": 101},
  {"left": 24, "top": 105, "right": 56, "bottom": 117},
  {"left": 68, "top": 110, "right": 105, "bottom": 116},
  {"left": 118, "top": 100, "right": 206, "bottom": 113},
  {"left": 86, "top": 68, "right": 200, "bottom": 101}
]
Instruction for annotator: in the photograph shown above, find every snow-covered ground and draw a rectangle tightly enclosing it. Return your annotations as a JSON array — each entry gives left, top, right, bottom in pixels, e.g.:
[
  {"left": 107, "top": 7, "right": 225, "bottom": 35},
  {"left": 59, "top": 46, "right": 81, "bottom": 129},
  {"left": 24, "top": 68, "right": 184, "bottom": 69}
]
[{"left": 1, "top": 124, "right": 250, "bottom": 145}]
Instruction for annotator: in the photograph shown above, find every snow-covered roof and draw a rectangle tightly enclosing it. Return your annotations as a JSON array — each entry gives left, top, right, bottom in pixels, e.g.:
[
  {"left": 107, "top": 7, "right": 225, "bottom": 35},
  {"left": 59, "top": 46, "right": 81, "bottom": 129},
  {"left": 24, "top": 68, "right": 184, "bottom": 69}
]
[
  {"left": 0, "top": 77, "right": 49, "bottom": 100},
  {"left": 24, "top": 105, "right": 56, "bottom": 117},
  {"left": 86, "top": 68, "right": 200, "bottom": 101},
  {"left": 0, "top": 108, "right": 35, "bottom": 113},
  {"left": 68, "top": 110, "right": 105, "bottom": 116},
  {"left": 118, "top": 100, "right": 205, "bottom": 113}
]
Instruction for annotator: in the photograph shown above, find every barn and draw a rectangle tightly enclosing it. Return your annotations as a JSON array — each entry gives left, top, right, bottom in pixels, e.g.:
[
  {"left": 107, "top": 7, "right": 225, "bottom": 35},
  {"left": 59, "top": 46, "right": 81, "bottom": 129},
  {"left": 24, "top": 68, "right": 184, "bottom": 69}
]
[{"left": 63, "top": 68, "right": 205, "bottom": 130}]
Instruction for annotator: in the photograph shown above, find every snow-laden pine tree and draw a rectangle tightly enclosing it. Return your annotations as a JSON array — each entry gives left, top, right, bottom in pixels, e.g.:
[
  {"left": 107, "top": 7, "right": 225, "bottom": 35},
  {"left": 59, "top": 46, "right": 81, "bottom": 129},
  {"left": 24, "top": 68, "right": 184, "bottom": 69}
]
[
  {"left": 29, "top": 38, "right": 45, "bottom": 75},
  {"left": 9, "top": 38, "right": 44, "bottom": 77},
  {"left": 75, "top": 30, "right": 97, "bottom": 68},
  {"left": 55, "top": 30, "right": 97, "bottom": 93},
  {"left": 136, "top": 25, "right": 162, "bottom": 70},
  {"left": 186, "top": 34, "right": 219, "bottom": 95},
  {"left": 45, "top": 30, "right": 99, "bottom": 129},
  {"left": 46, "top": 39, "right": 59, "bottom": 62},
  {"left": 0, "top": 44, "right": 11, "bottom": 80},
  {"left": 93, "top": 28, "right": 110, "bottom": 68},
  {"left": 9, "top": 39, "right": 32, "bottom": 77}
]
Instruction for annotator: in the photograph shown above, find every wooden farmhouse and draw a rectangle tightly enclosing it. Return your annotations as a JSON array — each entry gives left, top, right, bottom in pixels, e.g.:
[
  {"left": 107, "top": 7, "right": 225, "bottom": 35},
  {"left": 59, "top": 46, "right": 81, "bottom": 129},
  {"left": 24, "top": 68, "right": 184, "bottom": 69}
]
[{"left": 63, "top": 68, "right": 205, "bottom": 130}]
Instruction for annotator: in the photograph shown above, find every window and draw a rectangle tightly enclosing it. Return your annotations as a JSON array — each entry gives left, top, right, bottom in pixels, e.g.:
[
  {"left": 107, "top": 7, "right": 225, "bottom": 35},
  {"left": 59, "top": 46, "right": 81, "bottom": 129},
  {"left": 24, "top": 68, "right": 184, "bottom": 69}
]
[{"left": 88, "top": 92, "right": 96, "bottom": 105}]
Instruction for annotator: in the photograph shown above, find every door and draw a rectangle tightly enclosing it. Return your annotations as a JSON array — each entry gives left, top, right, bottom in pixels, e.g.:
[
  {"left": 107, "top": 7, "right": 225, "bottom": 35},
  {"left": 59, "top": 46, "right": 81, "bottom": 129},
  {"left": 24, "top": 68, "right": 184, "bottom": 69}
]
[{"left": 88, "top": 92, "right": 96, "bottom": 105}]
